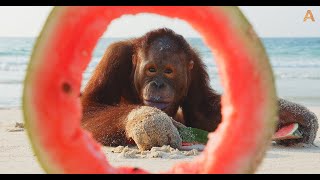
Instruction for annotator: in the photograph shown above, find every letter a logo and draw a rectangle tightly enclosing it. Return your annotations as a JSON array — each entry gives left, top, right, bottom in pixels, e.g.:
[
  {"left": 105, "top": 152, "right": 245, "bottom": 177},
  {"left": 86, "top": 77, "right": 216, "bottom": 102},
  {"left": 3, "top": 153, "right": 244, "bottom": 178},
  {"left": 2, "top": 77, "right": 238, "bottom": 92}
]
[{"left": 304, "top": 10, "right": 315, "bottom": 22}]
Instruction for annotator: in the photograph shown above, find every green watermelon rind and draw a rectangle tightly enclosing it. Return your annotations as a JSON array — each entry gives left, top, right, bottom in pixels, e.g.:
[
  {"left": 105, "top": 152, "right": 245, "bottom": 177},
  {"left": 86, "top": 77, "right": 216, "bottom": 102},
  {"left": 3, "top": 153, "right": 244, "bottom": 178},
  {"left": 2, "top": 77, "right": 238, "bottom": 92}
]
[
  {"left": 179, "top": 127, "right": 209, "bottom": 144},
  {"left": 23, "top": 7, "right": 63, "bottom": 174}
]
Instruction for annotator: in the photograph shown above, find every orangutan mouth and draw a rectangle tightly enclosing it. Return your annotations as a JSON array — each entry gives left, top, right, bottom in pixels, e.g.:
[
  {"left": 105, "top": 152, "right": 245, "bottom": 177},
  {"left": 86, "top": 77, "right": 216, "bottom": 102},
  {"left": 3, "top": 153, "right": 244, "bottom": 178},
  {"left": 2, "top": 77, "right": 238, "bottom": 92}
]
[{"left": 143, "top": 100, "right": 170, "bottom": 110}]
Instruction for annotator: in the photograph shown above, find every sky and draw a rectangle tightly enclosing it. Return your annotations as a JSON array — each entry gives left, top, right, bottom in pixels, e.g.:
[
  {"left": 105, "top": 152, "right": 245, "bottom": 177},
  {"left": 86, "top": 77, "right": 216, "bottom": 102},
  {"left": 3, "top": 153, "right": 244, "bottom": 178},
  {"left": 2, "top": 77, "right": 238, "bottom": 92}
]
[{"left": 0, "top": 6, "right": 319, "bottom": 38}]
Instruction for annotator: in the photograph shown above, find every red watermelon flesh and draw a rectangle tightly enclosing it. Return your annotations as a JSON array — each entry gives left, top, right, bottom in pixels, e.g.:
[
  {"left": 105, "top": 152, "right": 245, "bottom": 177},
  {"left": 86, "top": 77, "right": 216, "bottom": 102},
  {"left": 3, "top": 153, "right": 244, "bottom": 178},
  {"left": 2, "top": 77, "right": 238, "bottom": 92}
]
[{"left": 273, "top": 123, "right": 302, "bottom": 141}]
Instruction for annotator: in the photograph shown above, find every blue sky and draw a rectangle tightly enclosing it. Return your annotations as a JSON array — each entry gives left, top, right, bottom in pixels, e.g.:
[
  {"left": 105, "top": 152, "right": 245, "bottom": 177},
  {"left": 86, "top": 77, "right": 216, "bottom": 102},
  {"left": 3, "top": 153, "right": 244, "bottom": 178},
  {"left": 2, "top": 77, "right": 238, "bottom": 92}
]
[{"left": 0, "top": 6, "right": 319, "bottom": 37}]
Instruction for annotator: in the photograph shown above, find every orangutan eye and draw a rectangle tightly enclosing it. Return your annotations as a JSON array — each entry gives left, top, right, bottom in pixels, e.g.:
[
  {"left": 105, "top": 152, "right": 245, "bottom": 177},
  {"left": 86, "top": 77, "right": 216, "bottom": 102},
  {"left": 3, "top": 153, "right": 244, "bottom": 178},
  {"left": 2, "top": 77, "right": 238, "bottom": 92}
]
[
  {"left": 164, "top": 69, "right": 173, "bottom": 74},
  {"left": 148, "top": 67, "right": 156, "bottom": 73}
]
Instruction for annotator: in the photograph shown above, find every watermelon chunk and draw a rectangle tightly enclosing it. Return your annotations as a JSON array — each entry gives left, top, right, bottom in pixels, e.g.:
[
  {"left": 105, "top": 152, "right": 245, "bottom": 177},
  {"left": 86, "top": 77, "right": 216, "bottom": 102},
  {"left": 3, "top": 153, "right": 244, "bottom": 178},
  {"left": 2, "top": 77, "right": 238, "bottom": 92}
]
[
  {"left": 273, "top": 123, "right": 302, "bottom": 141},
  {"left": 179, "top": 127, "right": 209, "bottom": 144}
]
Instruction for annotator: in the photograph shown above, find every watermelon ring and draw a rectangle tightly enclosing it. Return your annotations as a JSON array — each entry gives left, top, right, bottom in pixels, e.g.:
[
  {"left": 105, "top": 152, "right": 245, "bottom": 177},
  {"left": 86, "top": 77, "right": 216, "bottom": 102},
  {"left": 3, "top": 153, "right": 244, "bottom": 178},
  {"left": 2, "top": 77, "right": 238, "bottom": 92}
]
[{"left": 23, "top": 7, "right": 277, "bottom": 174}]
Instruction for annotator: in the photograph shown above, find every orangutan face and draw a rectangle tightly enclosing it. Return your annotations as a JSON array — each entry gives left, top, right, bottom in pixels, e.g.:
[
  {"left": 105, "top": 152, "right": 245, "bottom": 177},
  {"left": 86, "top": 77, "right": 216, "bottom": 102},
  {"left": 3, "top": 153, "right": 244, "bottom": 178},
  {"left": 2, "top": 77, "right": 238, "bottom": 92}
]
[{"left": 133, "top": 36, "right": 194, "bottom": 116}]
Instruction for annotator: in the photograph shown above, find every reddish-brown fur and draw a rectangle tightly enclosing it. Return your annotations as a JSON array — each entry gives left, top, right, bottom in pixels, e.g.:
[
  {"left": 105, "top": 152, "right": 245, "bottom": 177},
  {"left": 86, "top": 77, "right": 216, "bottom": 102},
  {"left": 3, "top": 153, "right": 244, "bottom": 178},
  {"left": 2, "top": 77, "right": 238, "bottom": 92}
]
[{"left": 81, "top": 28, "right": 318, "bottom": 147}]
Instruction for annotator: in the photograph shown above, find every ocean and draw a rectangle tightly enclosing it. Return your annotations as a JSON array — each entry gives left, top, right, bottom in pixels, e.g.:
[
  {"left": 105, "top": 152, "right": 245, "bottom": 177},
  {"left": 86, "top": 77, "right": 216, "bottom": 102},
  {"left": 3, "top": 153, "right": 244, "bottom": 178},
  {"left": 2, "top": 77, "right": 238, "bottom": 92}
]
[{"left": 0, "top": 37, "right": 319, "bottom": 108}]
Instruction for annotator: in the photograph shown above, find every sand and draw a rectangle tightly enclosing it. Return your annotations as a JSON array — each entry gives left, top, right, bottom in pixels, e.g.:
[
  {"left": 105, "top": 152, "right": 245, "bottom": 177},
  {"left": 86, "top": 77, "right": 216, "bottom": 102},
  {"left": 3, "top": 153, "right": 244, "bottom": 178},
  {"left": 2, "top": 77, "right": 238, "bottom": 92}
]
[{"left": 0, "top": 107, "right": 319, "bottom": 174}]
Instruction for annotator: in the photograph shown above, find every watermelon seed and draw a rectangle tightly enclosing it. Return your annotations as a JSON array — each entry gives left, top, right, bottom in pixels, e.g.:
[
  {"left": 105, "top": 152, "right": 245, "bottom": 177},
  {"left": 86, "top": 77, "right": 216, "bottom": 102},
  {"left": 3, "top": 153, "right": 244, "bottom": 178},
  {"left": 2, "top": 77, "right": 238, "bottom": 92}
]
[
  {"left": 133, "top": 167, "right": 139, "bottom": 171},
  {"left": 62, "top": 82, "right": 72, "bottom": 94}
]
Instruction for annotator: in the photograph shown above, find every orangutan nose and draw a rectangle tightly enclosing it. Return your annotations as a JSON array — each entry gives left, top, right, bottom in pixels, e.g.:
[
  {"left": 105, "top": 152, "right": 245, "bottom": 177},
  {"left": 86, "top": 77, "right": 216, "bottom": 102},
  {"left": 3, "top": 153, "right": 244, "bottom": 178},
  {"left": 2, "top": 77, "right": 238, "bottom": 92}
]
[{"left": 151, "top": 81, "right": 165, "bottom": 89}]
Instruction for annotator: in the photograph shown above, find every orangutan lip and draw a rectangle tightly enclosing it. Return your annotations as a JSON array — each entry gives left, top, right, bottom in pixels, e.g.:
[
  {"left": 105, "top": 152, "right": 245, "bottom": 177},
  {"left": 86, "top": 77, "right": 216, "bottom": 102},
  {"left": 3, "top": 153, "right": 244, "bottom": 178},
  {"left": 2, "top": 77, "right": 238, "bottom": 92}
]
[{"left": 143, "top": 100, "right": 170, "bottom": 110}]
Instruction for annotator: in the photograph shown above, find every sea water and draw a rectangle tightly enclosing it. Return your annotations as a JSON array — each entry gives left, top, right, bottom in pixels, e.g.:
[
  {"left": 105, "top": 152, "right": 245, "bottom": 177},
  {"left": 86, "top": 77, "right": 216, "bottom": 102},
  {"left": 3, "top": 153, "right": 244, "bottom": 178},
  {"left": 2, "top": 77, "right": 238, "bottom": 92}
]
[{"left": 0, "top": 37, "right": 319, "bottom": 108}]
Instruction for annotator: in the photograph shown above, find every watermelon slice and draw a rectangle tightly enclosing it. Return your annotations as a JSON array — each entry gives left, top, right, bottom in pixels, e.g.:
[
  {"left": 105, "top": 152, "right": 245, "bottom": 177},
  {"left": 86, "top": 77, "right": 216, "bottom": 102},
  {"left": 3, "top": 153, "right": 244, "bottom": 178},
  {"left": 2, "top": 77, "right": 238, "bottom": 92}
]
[
  {"left": 179, "top": 126, "right": 208, "bottom": 152},
  {"left": 23, "top": 7, "right": 277, "bottom": 174},
  {"left": 180, "top": 123, "right": 303, "bottom": 146},
  {"left": 273, "top": 123, "right": 302, "bottom": 141},
  {"left": 179, "top": 127, "right": 209, "bottom": 144}
]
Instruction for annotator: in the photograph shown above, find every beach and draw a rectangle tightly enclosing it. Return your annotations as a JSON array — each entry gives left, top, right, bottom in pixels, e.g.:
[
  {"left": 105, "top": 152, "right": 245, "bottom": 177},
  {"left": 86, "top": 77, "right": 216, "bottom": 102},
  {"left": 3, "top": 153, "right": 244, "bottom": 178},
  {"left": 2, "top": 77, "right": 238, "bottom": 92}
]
[
  {"left": 0, "top": 6, "right": 320, "bottom": 174},
  {"left": 0, "top": 107, "right": 319, "bottom": 174}
]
